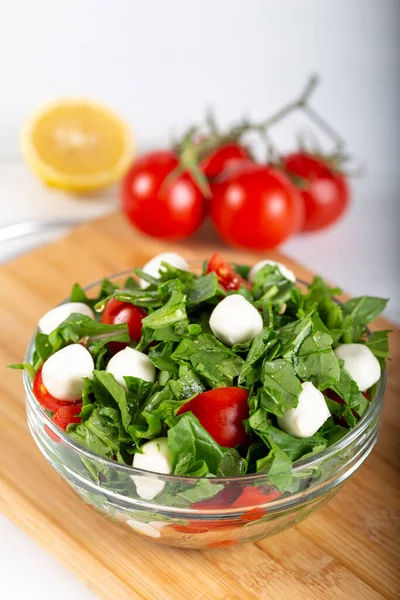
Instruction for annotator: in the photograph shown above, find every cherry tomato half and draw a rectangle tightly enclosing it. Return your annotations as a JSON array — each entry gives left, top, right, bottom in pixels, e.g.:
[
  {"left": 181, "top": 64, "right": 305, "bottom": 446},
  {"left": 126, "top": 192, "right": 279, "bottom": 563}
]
[
  {"left": 101, "top": 298, "right": 147, "bottom": 353},
  {"left": 173, "top": 485, "right": 280, "bottom": 534},
  {"left": 211, "top": 163, "right": 303, "bottom": 250},
  {"left": 121, "top": 150, "right": 206, "bottom": 240},
  {"left": 33, "top": 368, "right": 72, "bottom": 412},
  {"left": 177, "top": 387, "right": 250, "bottom": 447},
  {"left": 282, "top": 152, "right": 350, "bottom": 232},
  {"left": 231, "top": 486, "right": 281, "bottom": 522},
  {"left": 192, "top": 486, "right": 241, "bottom": 510},
  {"left": 201, "top": 143, "right": 251, "bottom": 179},
  {"left": 174, "top": 488, "right": 241, "bottom": 534},
  {"left": 53, "top": 402, "right": 82, "bottom": 430},
  {"left": 206, "top": 252, "right": 251, "bottom": 291}
]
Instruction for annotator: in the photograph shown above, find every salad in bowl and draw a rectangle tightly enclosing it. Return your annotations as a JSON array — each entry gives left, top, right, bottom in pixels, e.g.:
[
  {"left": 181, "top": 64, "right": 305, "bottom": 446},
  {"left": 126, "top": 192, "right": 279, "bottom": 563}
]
[{"left": 13, "top": 252, "right": 389, "bottom": 548}]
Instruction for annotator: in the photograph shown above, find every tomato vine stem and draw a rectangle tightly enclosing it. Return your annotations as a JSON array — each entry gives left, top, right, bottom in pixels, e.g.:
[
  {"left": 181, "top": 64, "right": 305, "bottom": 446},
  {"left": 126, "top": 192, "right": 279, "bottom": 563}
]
[{"left": 173, "top": 74, "right": 348, "bottom": 196}]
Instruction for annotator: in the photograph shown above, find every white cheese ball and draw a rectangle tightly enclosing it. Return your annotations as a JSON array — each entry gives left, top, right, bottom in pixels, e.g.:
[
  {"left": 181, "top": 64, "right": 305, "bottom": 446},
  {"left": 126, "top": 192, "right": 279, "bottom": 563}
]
[
  {"left": 277, "top": 381, "right": 330, "bottom": 438},
  {"left": 334, "top": 343, "right": 381, "bottom": 392},
  {"left": 106, "top": 347, "right": 156, "bottom": 389},
  {"left": 139, "top": 252, "right": 190, "bottom": 289},
  {"left": 38, "top": 302, "right": 95, "bottom": 334},
  {"left": 125, "top": 519, "right": 167, "bottom": 538},
  {"left": 209, "top": 294, "right": 263, "bottom": 347},
  {"left": 249, "top": 259, "right": 296, "bottom": 283},
  {"left": 132, "top": 438, "right": 172, "bottom": 500},
  {"left": 41, "top": 343, "right": 94, "bottom": 401}
]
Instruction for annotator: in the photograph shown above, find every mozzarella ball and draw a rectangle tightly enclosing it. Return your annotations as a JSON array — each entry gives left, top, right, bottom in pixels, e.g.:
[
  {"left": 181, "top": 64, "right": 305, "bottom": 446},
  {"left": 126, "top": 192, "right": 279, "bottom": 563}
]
[
  {"left": 125, "top": 519, "right": 167, "bottom": 538},
  {"left": 106, "top": 347, "right": 156, "bottom": 389},
  {"left": 38, "top": 302, "right": 95, "bottom": 334},
  {"left": 277, "top": 382, "right": 330, "bottom": 438},
  {"left": 41, "top": 344, "right": 94, "bottom": 401},
  {"left": 140, "top": 252, "right": 190, "bottom": 288},
  {"left": 249, "top": 259, "right": 296, "bottom": 283},
  {"left": 334, "top": 343, "right": 381, "bottom": 392},
  {"left": 209, "top": 294, "right": 263, "bottom": 347},
  {"left": 132, "top": 438, "right": 172, "bottom": 500}
]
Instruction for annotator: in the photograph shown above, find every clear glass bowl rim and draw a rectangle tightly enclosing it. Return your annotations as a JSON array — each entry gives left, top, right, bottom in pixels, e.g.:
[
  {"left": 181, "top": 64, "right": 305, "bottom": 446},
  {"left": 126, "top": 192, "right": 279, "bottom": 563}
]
[{"left": 23, "top": 264, "right": 386, "bottom": 488}]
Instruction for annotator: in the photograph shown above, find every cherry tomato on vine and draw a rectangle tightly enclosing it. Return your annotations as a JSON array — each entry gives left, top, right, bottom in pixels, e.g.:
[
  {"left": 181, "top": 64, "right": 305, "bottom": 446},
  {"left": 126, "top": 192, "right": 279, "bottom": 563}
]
[
  {"left": 121, "top": 151, "right": 206, "bottom": 240},
  {"left": 33, "top": 368, "right": 72, "bottom": 412},
  {"left": 206, "top": 253, "right": 251, "bottom": 291},
  {"left": 52, "top": 402, "right": 82, "bottom": 430},
  {"left": 177, "top": 387, "right": 250, "bottom": 447},
  {"left": 101, "top": 298, "right": 147, "bottom": 353},
  {"left": 201, "top": 143, "right": 251, "bottom": 179},
  {"left": 210, "top": 163, "right": 303, "bottom": 250},
  {"left": 282, "top": 152, "right": 350, "bottom": 232}
]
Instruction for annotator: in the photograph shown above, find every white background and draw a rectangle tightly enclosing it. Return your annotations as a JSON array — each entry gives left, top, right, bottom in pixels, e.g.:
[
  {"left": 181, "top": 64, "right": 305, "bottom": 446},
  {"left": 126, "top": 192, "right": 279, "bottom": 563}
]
[{"left": 1, "top": 1, "right": 399, "bottom": 598}]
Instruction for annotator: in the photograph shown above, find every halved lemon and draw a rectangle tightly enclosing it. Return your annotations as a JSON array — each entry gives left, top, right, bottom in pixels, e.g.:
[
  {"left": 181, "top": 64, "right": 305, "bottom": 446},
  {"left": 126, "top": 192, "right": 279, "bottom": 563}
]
[{"left": 21, "top": 98, "right": 134, "bottom": 192}]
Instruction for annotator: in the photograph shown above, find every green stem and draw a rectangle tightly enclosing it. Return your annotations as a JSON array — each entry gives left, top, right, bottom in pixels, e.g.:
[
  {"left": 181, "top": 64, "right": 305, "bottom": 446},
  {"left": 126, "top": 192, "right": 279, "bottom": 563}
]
[
  {"left": 302, "top": 104, "right": 345, "bottom": 149},
  {"left": 174, "top": 73, "right": 347, "bottom": 194},
  {"left": 255, "top": 74, "right": 319, "bottom": 131}
]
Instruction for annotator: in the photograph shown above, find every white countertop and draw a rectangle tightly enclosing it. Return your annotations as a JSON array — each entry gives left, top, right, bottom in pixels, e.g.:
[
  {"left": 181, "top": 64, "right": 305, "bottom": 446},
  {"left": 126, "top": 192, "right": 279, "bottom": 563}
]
[{"left": 1, "top": 161, "right": 399, "bottom": 599}]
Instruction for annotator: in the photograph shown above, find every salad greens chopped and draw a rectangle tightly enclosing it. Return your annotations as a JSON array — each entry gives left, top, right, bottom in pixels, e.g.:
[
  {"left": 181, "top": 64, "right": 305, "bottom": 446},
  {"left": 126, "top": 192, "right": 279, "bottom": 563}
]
[{"left": 13, "top": 255, "right": 389, "bottom": 496}]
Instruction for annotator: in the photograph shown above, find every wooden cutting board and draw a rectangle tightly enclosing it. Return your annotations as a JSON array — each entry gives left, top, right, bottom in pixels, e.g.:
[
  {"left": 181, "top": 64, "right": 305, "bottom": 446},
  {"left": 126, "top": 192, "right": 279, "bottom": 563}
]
[{"left": 0, "top": 213, "right": 399, "bottom": 600}]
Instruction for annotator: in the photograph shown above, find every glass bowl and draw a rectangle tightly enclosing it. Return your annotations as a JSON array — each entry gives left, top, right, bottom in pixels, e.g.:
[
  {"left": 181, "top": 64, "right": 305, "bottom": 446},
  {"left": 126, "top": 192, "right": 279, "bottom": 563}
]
[{"left": 23, "top": 266, "right": 386, "bottom": 549}]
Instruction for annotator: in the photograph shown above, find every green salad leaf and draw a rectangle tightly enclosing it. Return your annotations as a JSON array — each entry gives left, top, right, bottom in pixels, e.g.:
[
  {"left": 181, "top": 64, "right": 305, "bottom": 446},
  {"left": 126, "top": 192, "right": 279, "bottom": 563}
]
[
  {"left": 260, "top": 359, "right": 302, "bottom": 417},
  {"left": 171, "top": 333, "right": 244, "bottom": 387},
  {"left": 68, "top": 407, "right": 133, "bottom": 462},
  {"left": 168, "top": 413, "right": 227, "bottom": 476},
  {"left": 295, "top": 330, "right": 340, "bottom": 389},
  {"left": 341, "top": 296, "right": 388, "bottom": 342}
]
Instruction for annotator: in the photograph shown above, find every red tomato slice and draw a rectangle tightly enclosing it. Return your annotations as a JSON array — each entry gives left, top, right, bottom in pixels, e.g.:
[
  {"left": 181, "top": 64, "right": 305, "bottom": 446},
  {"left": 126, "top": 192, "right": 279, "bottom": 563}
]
[
  {"left": 172, "top": 523, "right": 212, "bottom": 534},
  {"left": 52, "top": 402, "right": 82, "bottom": 430},
  {"left": 206, "top": 253, "right": 251, "bottom": 291},
  {"left": 231, "top": 486, "right": 282, "bottom": 523},
  {"left": 173, "top": 486, "right": 281, "bottom": 534},
  {"left": 172, "top": 517, "right": 240, "bottom": 534},
  {"left": 192, "top": 486, "right": 242, "bottom": 510},
  {"left": 206, "top": 538, "right": 239, "bottom": 548},
  {"left": 173, "top": 486, "right": 242, "bottom": 532},
  {"left": 177, "top": 387, "right": 250, "bottom": 447},
  {"left": 33, "top": 368, "right": 72, "bottom": 412},
  {"left": 101, "top": 298, "right": 147, "bottom": 353},
  {"left": 231, "top": 486, "right": 281, "bottom": 508},
  {"left": 44, "top": 424, "right": 61, "bottom": 443}
]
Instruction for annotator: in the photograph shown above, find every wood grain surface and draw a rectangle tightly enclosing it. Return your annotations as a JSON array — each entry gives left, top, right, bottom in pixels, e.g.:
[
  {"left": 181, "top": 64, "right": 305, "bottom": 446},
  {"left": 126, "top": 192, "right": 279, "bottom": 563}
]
[{"left": 0, "top": 213, "right": 399, "bottom": 600}]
